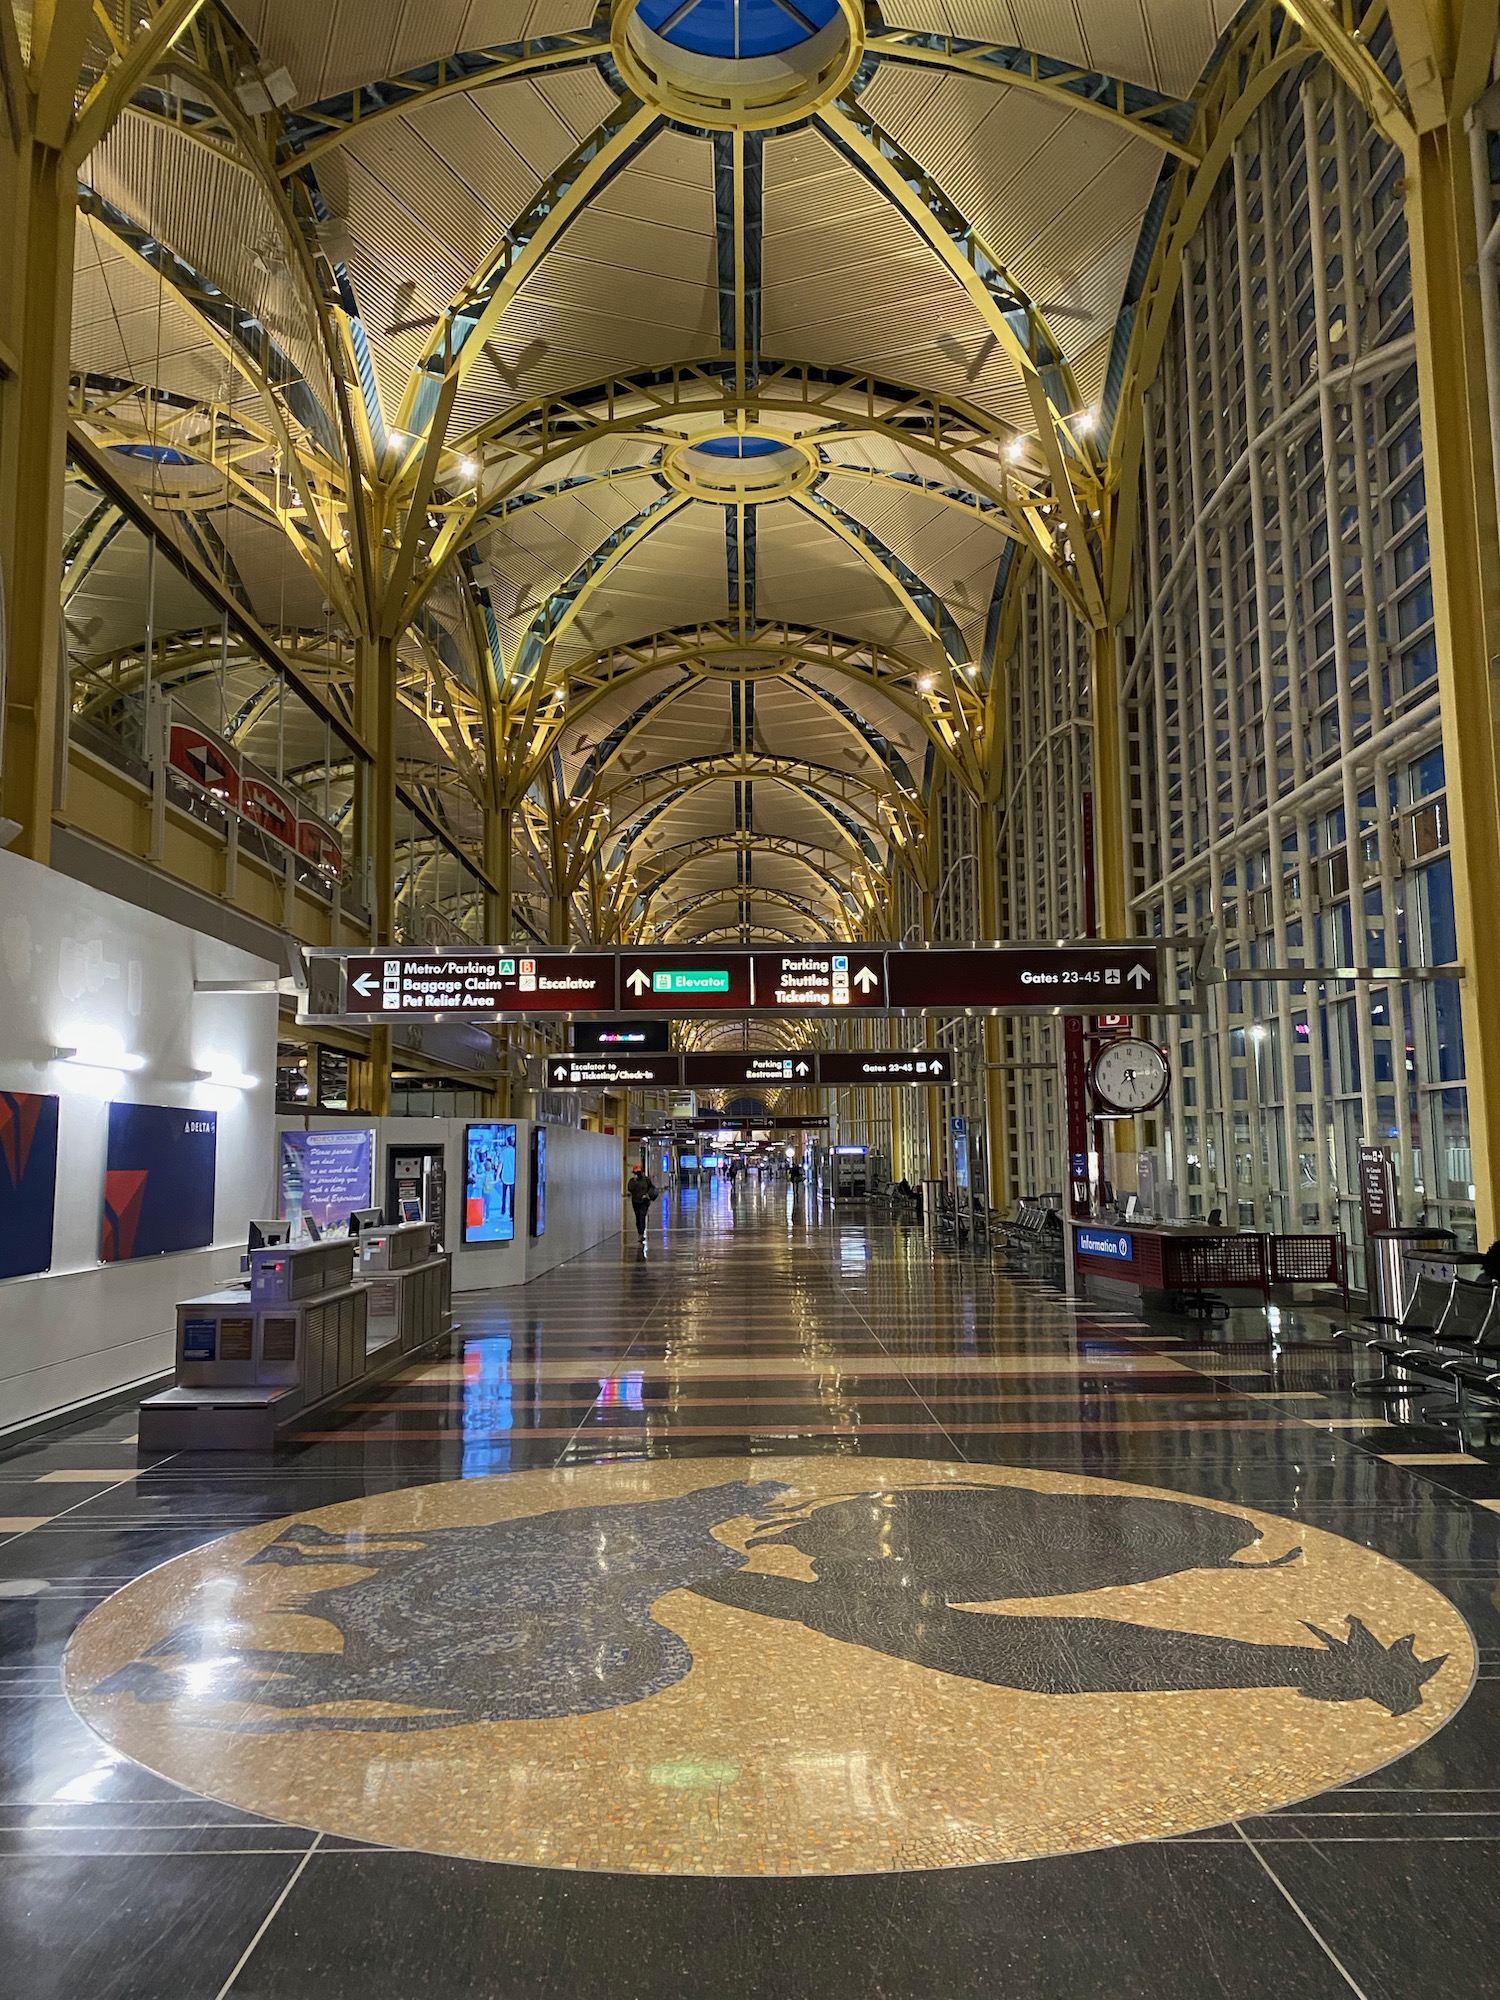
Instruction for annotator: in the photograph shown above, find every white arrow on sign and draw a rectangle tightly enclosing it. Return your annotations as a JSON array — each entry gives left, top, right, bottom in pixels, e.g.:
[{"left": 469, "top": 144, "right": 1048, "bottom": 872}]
[
  {"left": 352, "top": 972, "right": 381, "bottom": 998},
  {"left": 625, "top": 968, "right": 650, "bottom": 996},
  {"left": 795, "top": 1060, "right": 810, "bottom": 1076},
  {"left": 1127, "top": 963, "right": 1151, "bottom": 989},
  {"left": 853, "top": 965, "right": 879, "bottom": 993}
]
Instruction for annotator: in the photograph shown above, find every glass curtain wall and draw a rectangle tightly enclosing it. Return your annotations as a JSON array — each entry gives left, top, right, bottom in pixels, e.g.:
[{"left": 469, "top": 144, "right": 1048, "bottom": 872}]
[{"left": 1118, "top": 47, "right": 1467, "bottom": 1281}]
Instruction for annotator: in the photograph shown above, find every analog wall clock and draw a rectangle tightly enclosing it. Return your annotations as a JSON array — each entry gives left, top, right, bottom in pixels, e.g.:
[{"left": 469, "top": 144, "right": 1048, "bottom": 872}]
[{"left": 1089, "top": 1037, "right": 1170, "bottom": 1114}]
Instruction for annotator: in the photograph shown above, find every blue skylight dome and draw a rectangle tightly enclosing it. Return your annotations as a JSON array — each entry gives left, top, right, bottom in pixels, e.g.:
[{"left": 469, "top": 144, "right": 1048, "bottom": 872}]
[
  {"left": 695, "top": 436, "right": 789, "bottom": 459},
  {"left": 634, "top": 0, "right": 840, "bottom": 60}
]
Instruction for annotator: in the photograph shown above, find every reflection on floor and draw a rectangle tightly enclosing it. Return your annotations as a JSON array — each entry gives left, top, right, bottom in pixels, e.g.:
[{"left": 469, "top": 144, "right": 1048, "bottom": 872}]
[{"left": 4, "top": 1179, "right": 1500, "bottom": 1997}]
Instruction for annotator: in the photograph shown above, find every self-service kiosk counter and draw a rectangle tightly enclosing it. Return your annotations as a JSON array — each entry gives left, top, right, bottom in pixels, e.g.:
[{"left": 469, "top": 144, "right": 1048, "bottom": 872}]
[{"left": 140, "top": 1228, "right": 453, "bottom": 1451}]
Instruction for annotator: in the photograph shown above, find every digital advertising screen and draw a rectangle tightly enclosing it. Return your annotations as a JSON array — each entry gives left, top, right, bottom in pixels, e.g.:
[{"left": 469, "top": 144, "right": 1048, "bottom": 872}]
[
  {"left": 279, "top": 1127, "right": 374, "bottom": 1234},
  {"left": 530, "top": 1125, "right": 547, "bottom": 1238},
  {"left": 103, "top": 1103, "right": 217, "bottom": 1261},
  {"left": 0, "top": 1091, "right": 59, "bottom": 1280},
  {"left": 464, "top": 1122, "right": 517, "bottom": 1243}
]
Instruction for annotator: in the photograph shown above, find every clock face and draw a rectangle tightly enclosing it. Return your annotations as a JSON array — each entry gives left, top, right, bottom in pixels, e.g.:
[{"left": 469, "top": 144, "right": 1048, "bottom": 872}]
[{"left": 1090, "top": 1038, "right": 1170, "bottom": 1114}]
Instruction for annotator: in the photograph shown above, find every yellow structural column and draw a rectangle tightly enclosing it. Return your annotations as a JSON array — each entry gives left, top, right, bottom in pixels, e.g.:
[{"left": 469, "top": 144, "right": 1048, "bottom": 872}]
[
  {"left": 1088, "top": 622, "right": 1128, "bottom": 941},
  {"left": 353, "top": 632, "right": 397, "bottom": 1117},
  {"left": 484, "top": 806, "right": 514, "bottom": 1115},
  {"left": 1393, "top": 13, "right": 1500, "bottom": 1244},
  {"left": 0, "top": 3, "right": 95, "bottom": 861},
  {"left": 976, "top": 798, "right": 1012, "bottom": 1213}
]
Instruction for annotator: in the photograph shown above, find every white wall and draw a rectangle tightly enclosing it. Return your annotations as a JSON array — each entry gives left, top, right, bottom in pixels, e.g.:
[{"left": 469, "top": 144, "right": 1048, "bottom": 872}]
[
  {"left": 275, "top": 1114, "right": 625, "bottom": 1290},
  {"left": 0, "top": 848, "right": 277, "bottom": 1432}
]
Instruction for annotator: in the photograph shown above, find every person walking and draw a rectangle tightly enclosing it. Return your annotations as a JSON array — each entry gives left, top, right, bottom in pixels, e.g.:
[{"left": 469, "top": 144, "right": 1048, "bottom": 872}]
[{"left": 626, "top": 1163, "right": 659, "bottom": 1248}]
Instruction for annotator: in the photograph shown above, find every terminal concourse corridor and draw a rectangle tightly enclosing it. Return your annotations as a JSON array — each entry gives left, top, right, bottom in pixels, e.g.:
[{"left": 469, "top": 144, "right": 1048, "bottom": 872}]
[{"left": 2, "top": 1186, "right": 1499, "bottom": 1999}]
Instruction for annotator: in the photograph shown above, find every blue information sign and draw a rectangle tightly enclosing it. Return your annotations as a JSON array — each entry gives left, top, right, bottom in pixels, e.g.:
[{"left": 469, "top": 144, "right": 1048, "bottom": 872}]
[{"left": 1077, "top": 1228, "right": 1134, "bottom": 1262}]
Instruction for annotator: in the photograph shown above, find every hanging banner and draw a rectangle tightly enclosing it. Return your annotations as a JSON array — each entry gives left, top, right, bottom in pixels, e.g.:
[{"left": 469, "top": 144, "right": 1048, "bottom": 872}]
[
  {"left": 297, "top": 815, "right": 343, "bottom": 878},
  {"left": 241, "top": 771, "right": 299, "bottom": 847},
  {"left": 169, "top": 705, "right": 341, "bottom": 875},
  {"left": 168, "top": 715, "right": 241, "bottom": 807}
]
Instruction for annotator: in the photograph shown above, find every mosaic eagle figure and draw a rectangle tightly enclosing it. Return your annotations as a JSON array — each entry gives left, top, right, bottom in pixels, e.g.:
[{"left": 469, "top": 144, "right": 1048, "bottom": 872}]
[{"left": 100, "top": 1480, "right": 1446, "bottom": 1730}]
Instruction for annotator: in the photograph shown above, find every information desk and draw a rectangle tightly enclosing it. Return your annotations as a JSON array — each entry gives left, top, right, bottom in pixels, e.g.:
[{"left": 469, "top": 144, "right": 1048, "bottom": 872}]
[
  {"left": 1071, "top": 1222, "right": 1271, "bottom": 1302},
  {"left": 140, "top": 1249, "right": 453, "bottom": 1451}
]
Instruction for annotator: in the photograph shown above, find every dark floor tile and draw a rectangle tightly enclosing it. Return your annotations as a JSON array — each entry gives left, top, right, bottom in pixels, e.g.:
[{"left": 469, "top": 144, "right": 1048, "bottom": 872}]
[
  {"left": 0, "top": 1852, "right": 300, "bottom": 2000},
  {"left": 234, "top": 1842, "right": 1358, "bottom": 2000},
  {"left": 1250, "top": 1833, "right": 1500, "bottom": 1998}
]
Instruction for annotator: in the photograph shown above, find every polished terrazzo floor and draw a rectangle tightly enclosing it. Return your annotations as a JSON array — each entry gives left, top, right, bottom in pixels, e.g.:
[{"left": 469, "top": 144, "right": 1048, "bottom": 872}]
[{"left": 5, "top": 1179, "right": 1500, "bottom": 1997}]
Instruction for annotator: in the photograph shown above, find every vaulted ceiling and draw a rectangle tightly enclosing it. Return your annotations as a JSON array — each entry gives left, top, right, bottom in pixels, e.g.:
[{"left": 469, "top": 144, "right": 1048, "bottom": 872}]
[{"left": 64, "top": 0, "right": 1247, "bottom": 944}]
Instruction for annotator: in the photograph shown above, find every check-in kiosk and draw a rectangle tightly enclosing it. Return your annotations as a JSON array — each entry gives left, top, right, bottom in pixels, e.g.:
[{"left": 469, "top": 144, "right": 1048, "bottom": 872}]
[
  {"left": 141, "top": 1225, "right": 452, "bottom": 1451},
  {"left": 358, "top": 1219, "right": 452, "bottom": 1357}
]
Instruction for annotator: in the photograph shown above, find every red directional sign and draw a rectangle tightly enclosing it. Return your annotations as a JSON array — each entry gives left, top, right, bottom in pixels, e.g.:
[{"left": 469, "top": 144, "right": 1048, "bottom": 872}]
[
  {"left": 308, "top": 941, "right": 1171, "bottom": 1020},
  {"left": 884, "top": 945, "right": 1164, "bottom": 1011},
  {"left": 343, "top": 951, "right": 615, "bottom": 1016}
]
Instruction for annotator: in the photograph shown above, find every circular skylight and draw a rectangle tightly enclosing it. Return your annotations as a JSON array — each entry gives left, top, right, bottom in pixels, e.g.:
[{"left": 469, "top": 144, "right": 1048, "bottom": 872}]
[
  {"left": 663, "top": 431, "right": 817, "bottom": 501},
  {"left": 614, "top": 0, "right": 861, "bottom": 132},
  {"left": 695, "top": 435, "right": 790, "bottom": 459},
  {"left": 635, "top": 0, "right": 840, "bottom": 60}
]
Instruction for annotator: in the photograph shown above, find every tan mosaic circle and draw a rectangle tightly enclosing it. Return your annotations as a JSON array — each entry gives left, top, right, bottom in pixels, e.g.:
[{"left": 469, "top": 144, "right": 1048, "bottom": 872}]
[{"left": 64, "top": 1457, "right": 1473, "bottom": 1876}]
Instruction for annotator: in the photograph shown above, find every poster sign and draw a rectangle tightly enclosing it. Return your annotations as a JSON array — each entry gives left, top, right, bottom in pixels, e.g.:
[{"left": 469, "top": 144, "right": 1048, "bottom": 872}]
[
  {"left": 0, "top": 1090, "right": 59, "bottom": 1280},
  {"left": 103, "top": 1104, "right": 217, "bottom": 1260},
  {"left": 182, "top": 1317, "right": 217, "bottom": 1362},
  {"left": 464, "top": 1123, "right": 517, "bottom": 1243},
  {"left": 279, "top": 1128, "right": 374, "bottom": 1235}
]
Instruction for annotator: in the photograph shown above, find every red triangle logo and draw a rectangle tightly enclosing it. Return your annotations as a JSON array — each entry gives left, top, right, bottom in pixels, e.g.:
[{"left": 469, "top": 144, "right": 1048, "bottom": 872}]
[{"left": 103, "top": 1169, "right": 149, "bottom": 1262}]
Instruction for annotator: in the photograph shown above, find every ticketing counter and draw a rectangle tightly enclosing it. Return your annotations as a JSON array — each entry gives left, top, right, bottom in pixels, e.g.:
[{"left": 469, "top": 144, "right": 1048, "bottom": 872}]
[{"left": 139, "top": 1220, "right": 452, "bottom": 1450}]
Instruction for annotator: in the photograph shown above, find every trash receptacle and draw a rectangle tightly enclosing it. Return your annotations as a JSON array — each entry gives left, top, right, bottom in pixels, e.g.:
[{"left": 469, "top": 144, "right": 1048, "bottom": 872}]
[{"left": 1367, "top": 1227, "right": 1455, "bottom": 1320}]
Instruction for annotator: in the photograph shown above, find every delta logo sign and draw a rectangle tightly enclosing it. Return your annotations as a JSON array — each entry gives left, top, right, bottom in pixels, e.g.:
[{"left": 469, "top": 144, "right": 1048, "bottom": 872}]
[{"left": 102, "top": 1104, "right": 217, "bottom": 1262}]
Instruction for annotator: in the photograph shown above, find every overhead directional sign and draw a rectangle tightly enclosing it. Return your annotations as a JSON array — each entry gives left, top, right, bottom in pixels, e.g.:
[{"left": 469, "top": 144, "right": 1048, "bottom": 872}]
[
  {"left": 749, "top": 950, "right": 886, "bottom": 1010},
  {"left": 884, "top": 945, "right": 1164, "bottom": 1012},
  {"left": 342, "top": 951, "right": 615, "bottom": 1017},
  {"left": 306, "top": 941, "right": 1171, "bottom": 1020},
  {"left": 619, "top": 954, "right": 753, "bottom": 1010},
  {"left": 680, "top": 1053, "right": 816, "bottom": 1087},
  {"left": 815, "top": 1050, "right": 952, "bottom": 1085},
  {"left": 544, "top": 1054, "right": 681, "bottom": 1089},
  {"left": 544, "top": 1049, "right": 952, "bottom": 1088}
]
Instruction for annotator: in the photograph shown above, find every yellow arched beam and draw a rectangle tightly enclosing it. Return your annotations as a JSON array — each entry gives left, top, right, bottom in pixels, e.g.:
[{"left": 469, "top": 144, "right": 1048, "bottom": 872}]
[
  {"left": 440, "top": 362, "right": 1066, "bottom": 596},
  {"left": 596, "top": 755, "right": 898, "bottom": 866},
  {"left": 818, "top": 99, "right": 1104, "bottom": 623},
  {"left": 635, "top": 837, "right": 877, "bottom": 916}
]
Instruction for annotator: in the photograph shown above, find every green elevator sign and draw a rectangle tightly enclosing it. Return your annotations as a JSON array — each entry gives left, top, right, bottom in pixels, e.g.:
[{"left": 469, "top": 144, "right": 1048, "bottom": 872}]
[{"left": 653, "top": 968, "right": 731, "bottom": 994}]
